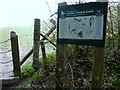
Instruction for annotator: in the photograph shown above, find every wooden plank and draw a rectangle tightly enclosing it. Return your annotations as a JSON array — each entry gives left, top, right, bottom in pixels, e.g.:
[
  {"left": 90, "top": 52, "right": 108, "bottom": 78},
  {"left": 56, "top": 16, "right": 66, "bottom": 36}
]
[
  {"left": 91, "top": 47, "right": 105, "bottom": 89},
  {"left": 20, "top": 49, "right": 33, "bottom": 65},
  {"left": 10, "top": 31, "right": 21, "bottom": 78},
  {"left": 40, "top": 33, "right": 56, "bottom": 47},
  {"left": 1, "top": 77, "right": 19, "bottom": 85},
  {"left": 33, "top": 19, "right": 40, "bottom": 70}
]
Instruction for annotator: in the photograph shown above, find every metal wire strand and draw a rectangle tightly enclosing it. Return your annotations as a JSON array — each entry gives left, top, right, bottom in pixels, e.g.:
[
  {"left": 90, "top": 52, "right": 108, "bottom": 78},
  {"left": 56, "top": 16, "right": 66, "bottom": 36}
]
[
  {"left": 0, "top": 50, "right": 11, "bottom": 54},
  {"left": 0, "top": 70, "right": 13, "bottom": 74},
  {"left": 0, "top": 39, "right": 10, "bottom": 44},
  {"left": 0, "top": 60, "right": 13, "bottom": 64}
]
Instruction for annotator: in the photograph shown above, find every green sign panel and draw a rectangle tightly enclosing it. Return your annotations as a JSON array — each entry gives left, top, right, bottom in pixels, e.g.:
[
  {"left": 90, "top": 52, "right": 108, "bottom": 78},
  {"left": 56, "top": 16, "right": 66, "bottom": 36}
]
[{"left": 57, "top": 2, "right": 108, "bottom": 47}]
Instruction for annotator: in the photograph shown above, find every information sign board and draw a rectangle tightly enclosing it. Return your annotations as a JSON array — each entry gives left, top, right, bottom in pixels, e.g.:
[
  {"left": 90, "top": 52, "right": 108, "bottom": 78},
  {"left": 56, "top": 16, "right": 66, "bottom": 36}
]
[{"left": 57, "top": 2, "right": 108, "bottom": 46}]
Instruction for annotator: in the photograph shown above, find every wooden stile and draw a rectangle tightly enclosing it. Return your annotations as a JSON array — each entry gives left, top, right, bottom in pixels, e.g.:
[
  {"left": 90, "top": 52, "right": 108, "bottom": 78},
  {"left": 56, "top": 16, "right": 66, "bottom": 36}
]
[{"left": 20, "top": 22, "right": 56, "bottom": 66}]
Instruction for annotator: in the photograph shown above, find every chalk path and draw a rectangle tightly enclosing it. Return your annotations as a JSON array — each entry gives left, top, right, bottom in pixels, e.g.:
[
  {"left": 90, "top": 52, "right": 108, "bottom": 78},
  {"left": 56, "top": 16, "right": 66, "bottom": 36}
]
[
  {"left": 0, "top": 48, "right": 30, "bottom": 78},
  {"left": 0, "top": 49, "right": 14, "bottom": 78},
  {"left": 0, "top": 44, "right": 54, "bottom": 78}
]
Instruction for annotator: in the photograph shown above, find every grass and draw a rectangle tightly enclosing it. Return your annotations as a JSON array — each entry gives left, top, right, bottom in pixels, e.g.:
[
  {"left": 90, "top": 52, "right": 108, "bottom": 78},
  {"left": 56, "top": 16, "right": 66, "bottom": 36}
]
[
  {"left": 0, "top": 26, "right": 33, "bottom": 49},
  {"left": 21, "top": 61, "right": 33, "bottom": 78}
]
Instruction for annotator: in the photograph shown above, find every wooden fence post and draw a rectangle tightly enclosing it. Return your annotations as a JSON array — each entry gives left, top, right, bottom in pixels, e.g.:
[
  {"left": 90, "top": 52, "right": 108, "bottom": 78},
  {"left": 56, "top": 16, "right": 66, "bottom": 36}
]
[
  {"left": 41, "top": 41, "right": 49, "bottom": 76},
  {"left": 20, "top": 24, "right": 56, "bottom": 66},
  {"left": 41, "top": 42, "right": 46, "bottom": 62},
  {"left": 91, "top": 47, "right": 105, "bottom": 89},
  {"left": 33, "top": 18, "right": 40, "bottom": 70},
  {"left": 10, "top": 31, "right": 21, "bottom": 78}
]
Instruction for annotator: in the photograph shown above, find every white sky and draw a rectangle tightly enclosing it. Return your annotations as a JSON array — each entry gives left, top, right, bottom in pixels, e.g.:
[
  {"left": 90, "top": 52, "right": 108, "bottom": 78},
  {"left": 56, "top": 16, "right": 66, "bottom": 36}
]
[{"left": 0, "top": 0, "right": 118, "bottom": 27}]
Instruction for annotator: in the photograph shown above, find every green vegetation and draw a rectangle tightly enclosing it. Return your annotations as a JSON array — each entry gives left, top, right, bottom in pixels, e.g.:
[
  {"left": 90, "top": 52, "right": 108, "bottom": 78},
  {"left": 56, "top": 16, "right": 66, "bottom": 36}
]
[
  {"left": 19, "top": 45, "right": 119, "bottom": 89},
  {"left": 1, "top": 1, "right": 120, "bottom": 89},
  {"left": 21, "top": 61, "right": 34, "bottom": 78},
  {"left": 0, "top": 26, "right": 33, "bottom": 52}
]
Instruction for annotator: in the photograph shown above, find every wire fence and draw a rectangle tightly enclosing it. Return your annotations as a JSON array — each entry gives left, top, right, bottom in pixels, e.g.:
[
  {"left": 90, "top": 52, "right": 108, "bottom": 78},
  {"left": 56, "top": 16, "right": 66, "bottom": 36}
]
[
  {"left": 0, "top": 39, "right": 10, "bottom": 44},
  {"left": 0, "top": 70, "right": 13, "bottom": 74},
  {"left": 0, "top": 0, "right": 60, "bottom": 77},
  {"left": 0, "top": 60, "right": 13, "bottom": 64},
  {"left": 0, "top": 33, "right": 34, "bottom": 76},
  {"left": 0, "top": 38, "right": 13, "bottom": 76},
  {"left": 0, "top": 50, "right": 11, "bottom": 54}
]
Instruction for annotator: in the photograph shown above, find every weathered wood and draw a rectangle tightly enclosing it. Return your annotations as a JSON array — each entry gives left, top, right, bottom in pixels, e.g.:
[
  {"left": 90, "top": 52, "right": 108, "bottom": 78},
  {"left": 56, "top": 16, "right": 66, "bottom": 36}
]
[
  {"left": 10, "top": 31, "right": 21, "bottom": 78},
  {"left": 40, "top": 33, "right": 56, "bottom": 47},
  {"left": 56, "top": 44, "right": 67, "bottom": 89},
  {"left": 41, "top": 41, "right": 49, "bottom": 76},
  {"left": 91, "top": 47, "right": 105, "bottom": 89},
  {"left": 41, "top": 42, "right": 46, "bottom": 62},
  {"left": 1, "top": 77, "right": 19, "bottom": 85},
  {"left": 91, "top": 0, "right": 107, "bottom": 88},
  {"left": 33, "top": 19, "right": 40, "bottom": 70},
  {"left": 56, "top": 2, "right": 67, "bottom": 90},
  {"left": 20, "top": 49, "right": 33, "bottom": 65},
  {"left": 20, "top": 24, "right": 56, "bottom": 66},
  {"left": 41, "top": 24, "right": 56, "bottom": 40}
]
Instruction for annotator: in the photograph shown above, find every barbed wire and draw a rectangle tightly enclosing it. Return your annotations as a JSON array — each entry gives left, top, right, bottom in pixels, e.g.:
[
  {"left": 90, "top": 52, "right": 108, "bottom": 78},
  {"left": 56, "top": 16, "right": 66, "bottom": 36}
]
[
  {"left": 0, "top": 50, "right": 11, "bottom": 54},
  {"left": 0, "top": 39, "right": 10, "bottom": 44},
  {"left": 20, "top": 33, "right": 33, "bottom": 37},
  {"left": 1, "top": 33, "right": 33, "bottom": 43},
  {"left": 0, "top": 70, "right": 13, "bottom": 74},
  {"left": 0, "top": 60, "right": 13, "bottom": 64}
]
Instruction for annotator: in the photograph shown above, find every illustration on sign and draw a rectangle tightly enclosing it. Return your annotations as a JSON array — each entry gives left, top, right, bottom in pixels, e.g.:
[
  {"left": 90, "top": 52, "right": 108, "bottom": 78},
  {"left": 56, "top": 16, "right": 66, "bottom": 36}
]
[{"left": 59, "top": 11, "right": 104, "bottom": 40}]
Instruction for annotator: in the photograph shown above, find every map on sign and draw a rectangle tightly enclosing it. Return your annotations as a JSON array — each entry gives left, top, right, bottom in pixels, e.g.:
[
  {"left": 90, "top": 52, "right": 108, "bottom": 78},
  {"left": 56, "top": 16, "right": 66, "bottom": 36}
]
[
  {"left": 59, "top": 15, "right": 104, "bottom": 40},
  {"left": 57, "top": 2, "right": 108, "bottom": 46}
]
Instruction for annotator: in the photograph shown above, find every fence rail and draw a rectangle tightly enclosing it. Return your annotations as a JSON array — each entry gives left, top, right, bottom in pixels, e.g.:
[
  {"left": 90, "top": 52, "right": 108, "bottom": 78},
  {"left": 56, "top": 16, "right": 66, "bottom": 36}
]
[
  {"left": 20, "top": 19, "right": 56, "bottom": 66},
  {"left": 0, "top": 18, "right": 56, "bottom": 79}
]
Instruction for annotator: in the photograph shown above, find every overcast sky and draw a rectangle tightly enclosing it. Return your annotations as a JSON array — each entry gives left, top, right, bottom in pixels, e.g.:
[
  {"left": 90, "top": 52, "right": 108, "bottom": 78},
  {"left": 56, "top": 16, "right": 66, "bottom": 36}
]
[{"left": 0, "top": 0, "right": 118, "bottom": 27}]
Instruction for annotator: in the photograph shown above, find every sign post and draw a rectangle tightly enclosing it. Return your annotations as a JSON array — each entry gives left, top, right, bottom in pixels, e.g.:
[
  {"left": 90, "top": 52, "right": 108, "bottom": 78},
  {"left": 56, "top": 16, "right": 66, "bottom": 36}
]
[
  {"left": 57, "top": 2, "right": 108, "bottom": 89},
  {"left": 91, "top": 47, "right": 105, "bottom": 88},
  {"left": 56, "top": 2, "right": 67, "bottom": 90},
  {"left": 91, "top": 0, "right": 108, "bottom": 89}
]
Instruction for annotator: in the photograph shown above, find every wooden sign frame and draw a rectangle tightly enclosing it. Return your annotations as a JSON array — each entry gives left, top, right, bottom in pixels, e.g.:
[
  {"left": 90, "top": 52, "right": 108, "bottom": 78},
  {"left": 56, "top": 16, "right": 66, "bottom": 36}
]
[{"left": 57, "top": 2, "right": 108, "bottom": 47}]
